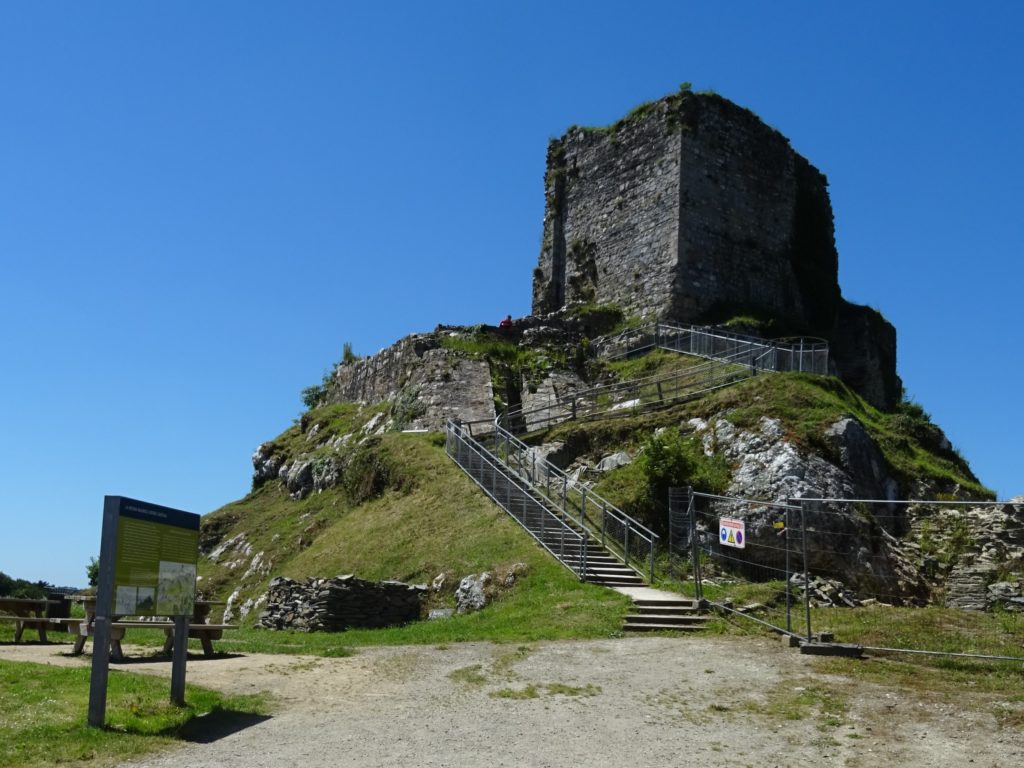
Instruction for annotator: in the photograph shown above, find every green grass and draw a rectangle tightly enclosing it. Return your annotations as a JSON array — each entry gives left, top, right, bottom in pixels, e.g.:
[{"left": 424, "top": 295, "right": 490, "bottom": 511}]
[
  {"left": 603, "top": 348, "right": 707, "bottom": 382},
  {"left": 544, "top": 369, "right": 990, "bottom": 501},
  {"left": 0, "top": 659, "right": 269, "bottom": 768},
  {"left": 257, "top": 401, "right": 390, "bottom": 469},
  {"left": 196, "top": 431, "right": 630, "bottom": 645},
  {"left": 116, "top": 567, "right": 628, "bottom": 655},
  {"left": 739, "top": 676, "right": 850, "bottom": 738},
  {"left": 688, "top": 373, "right": 991, "bottom": 497}
]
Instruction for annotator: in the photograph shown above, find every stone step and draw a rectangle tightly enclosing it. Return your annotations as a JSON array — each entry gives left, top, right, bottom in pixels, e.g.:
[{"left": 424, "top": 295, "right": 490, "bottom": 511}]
[
  {"left": 630, "top": 598, "right": 704, "bottom": 610},
  {"left": 622, "top": 621, "right": 706, "bottom": 633},
  {"left": 627, "top": 605, "right": 699, "bottom": 616},
  {"left": 623, "top": 613, "right": 705, "bottom": 625},
  {"left": 588, "top": 578, "right": 646, "bottom": 587}
]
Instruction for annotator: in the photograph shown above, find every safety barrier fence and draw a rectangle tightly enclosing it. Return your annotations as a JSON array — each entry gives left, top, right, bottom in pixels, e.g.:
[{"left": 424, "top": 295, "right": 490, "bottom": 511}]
[
  {"left": 444, "top": 420, "right": 587, "bottom": 580},
  {"left": 592, "top": 322, "right": 829, "bottom": 375},
  {"left": 503, "top": 351, "right": 755, "bottom": 434},
  {"left": 669, "top": 489, "right": 1024, "bottom": 661}
]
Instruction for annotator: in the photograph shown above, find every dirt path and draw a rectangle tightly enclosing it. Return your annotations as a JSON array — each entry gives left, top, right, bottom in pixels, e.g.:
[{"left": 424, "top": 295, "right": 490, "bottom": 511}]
[{"left": 3, "top": 637, "right": 1022, "bottom": 767}]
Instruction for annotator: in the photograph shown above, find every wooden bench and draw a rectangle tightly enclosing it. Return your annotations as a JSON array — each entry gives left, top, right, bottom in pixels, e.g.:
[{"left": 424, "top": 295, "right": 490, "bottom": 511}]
[
  {"left": 69, "top": 619, "right": 237, "bottom": 660},
  {"left": 0, "top": 614, "right": 53, "bottom": 642},
  {"left": 0, "top": 597, "right": 62, "bottom": 642}
]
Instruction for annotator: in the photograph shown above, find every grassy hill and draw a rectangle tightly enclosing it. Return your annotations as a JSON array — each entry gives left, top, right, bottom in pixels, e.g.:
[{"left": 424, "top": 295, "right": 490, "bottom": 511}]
[
  {"left": 512, "top": 368, "right": 988, "bottom": 538},
  {"left": 198, "top": 423, "right": 627, "bottom": 642},
  {"left": 196, "top": 347, "right": 991, "bottom": 647}
]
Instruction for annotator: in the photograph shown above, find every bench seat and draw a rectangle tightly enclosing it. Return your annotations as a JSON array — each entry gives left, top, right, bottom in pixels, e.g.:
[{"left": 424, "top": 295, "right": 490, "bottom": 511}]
[
  {"left": 70, "top": 620, "right": 237, "bottom": 660},
  {"left": 0, "top": 614, "right": 56, "bottom": 642}
]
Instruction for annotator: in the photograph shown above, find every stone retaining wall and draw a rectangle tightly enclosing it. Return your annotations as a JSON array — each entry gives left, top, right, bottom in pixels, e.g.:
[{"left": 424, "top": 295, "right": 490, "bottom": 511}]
[{"left": 258, "top": 575, "right": 426, "bottom": 631}]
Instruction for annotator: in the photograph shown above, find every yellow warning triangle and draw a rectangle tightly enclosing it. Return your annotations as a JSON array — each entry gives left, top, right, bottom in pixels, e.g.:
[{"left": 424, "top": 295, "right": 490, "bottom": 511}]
[{"left": 727, "top": 530, "right": 736, "bottom": 544}]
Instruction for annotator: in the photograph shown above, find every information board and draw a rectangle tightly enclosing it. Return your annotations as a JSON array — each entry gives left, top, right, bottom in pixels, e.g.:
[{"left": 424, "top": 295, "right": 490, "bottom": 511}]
[
  {"left": 112, "top": 499, "right": 199, "bottom": 616},
  {"left": 89, "top": 496, "right": 200, "bottom": 727}
]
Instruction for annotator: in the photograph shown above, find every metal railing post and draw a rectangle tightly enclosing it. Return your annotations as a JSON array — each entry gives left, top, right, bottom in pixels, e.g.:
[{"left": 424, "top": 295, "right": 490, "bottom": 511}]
[
  {"left": 801, "top": 500, "right": 811, "bottom": 643},
  {"left": 580, "top": 528, "right": 588, "bottom": 581},
  {"left": 624, "top": 524, "right": 630, "bottom": 570},
  {"left": 785, "top": 501, "right": 792, "bottom": 634},
  {"left": 688, "top": 487, "right": 701, "bottom": 602}
]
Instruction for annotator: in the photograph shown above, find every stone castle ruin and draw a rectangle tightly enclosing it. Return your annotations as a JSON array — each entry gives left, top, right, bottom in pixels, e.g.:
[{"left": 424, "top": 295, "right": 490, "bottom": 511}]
[
  {"left": 533, "top": 90, "right": 900, "bottom": 409},
  {"left": 326, "top": 89, "right": 904, "bottom": 426}
]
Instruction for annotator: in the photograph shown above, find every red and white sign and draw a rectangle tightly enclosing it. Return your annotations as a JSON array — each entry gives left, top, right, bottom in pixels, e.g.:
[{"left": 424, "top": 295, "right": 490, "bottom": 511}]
[{"left": 719, "top": 517, "right": 745, "bottom": 549}]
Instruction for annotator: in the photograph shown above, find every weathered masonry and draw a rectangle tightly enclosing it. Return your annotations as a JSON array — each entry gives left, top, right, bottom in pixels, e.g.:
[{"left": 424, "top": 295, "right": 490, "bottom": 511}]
[{"left": 532, "top": 90, "right": 900, "bottom": 409}]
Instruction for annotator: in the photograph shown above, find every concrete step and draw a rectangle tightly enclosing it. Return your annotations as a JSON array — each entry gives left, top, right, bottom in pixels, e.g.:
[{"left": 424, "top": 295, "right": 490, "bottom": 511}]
[
  {"left": 622, "top": 621, "right": 706, "bottom": 633},
  {"left": 632, "top": 598, "right": 699, "bottom": 610},
  {"left": 627, "top": 605, "right": 700, "bottom": 616},
  {"left": 623, "top": 613, "right": 705, "bottom": 625},
  {"left": 588, "top": 578, "right": 646, "bottom": 587}
]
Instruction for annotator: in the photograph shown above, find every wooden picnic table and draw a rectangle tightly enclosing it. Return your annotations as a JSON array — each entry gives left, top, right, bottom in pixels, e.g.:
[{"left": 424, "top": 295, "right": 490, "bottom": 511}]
[
  {"left": 70, "top": 596, "right": 233, "bottom": 660},
  {"left": 0, "top": 597, "right": 61, "bottom": 642}
]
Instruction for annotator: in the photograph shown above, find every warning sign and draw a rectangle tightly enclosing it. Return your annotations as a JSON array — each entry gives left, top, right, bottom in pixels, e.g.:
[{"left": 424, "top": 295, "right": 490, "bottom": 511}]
[{"left": 719, "top": 517, "right": 745, "bottom": 549}]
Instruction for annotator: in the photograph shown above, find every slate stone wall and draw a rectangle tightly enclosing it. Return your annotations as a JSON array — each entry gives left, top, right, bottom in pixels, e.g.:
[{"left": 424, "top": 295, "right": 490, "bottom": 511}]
[
  {"left": 326, "top": 332, "right": 496, "bottom": 430},
  {"left": 533, "top": 93, "right": 840, "bottom": 330},
  {"left": 535, "top": 104, "right": 682, "bottom": 318},
  {"left": 532, "top": 91, "right": 899, "bottom": 409},
  {"left": 258, "top": 575, "right": 426, "bottom": 631}
]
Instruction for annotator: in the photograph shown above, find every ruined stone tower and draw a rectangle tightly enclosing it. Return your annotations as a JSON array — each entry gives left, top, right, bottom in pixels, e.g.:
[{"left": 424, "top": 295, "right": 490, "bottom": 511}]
[{"left": 532, "top": 89, "right": 900, "bottom": 409}]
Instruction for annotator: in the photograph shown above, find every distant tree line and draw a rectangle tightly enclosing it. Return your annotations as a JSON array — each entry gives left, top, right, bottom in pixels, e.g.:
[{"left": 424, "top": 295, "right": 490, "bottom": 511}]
[{"left": 0, "top": 570, "right": 79, "bottom": 598}]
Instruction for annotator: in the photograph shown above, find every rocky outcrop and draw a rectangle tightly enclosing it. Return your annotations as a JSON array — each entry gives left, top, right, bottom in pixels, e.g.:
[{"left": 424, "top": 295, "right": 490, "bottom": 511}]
[
  {"left": 454, "top": 573, "right": 490, "bottom": 613},
  {"left": 690, "top": 415, "right": 927, "bottom": 601},
  {"left": 454, "top": 563, "right": 528, "bottom": 614},
  {"left": 258, "top": 575, "right": 426, "bottom": 631},
  {"left": 824, "top": 417, "right": 901, "bottom": 512}
]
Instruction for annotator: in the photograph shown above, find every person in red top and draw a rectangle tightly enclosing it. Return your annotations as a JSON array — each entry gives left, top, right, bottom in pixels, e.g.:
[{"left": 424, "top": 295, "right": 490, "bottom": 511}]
[{"left": 499, "top": 314, "right": 513, "bottom": 328}]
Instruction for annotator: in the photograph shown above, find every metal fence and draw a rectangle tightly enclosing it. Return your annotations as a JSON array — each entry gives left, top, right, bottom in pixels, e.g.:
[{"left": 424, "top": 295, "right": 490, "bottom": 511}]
[
  {"left": 670, "top": 489, "right": 1024, "bottom": 661},
  {"left": 592, "top": 322, "right": 830, "bottom": 376},
  {"left": 445, "top": 420, "right": 588, "bottom": 580},
  {"left": 503, "top": 353, "right": 754, "bottom": 434}
]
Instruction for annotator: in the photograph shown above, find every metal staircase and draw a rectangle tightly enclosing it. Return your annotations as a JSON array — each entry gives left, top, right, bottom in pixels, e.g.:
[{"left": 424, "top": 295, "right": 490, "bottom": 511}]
[
  {"left": 445, "top": 420, "right": 644, "bottom": 588},
  {"left": 443, "top": 324, "right": 821, "bottom": 630}
]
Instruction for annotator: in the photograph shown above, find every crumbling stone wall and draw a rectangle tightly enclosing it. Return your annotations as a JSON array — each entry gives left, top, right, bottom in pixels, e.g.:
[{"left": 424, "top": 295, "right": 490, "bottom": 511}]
[
  {"left": 534, "top": 93, "right": 840, "bottom": 331},
  {"left": 326, "top": 331, "right": 496, "bottom": 430},
  {"left": 533, "top": 90, "right": 900, "bottom": 409},
  {"left": 258, "top": 575, "right": 426, "bottom": 631}
]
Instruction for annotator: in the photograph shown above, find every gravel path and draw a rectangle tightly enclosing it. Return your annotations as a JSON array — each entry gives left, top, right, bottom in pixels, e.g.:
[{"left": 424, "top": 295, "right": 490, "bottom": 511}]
[{"left": 4, "top": 637, "right": 1022, "bottom": 767}]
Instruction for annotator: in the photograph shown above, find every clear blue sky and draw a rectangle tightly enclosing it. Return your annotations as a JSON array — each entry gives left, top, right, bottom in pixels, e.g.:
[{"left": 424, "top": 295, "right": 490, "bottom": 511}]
[{"left": 2, "top": 2, "right": 1021, "bottom": 587}]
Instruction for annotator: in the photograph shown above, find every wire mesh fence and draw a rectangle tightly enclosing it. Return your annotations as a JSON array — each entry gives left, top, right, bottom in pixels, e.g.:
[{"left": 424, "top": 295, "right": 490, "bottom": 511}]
[{"left": 670, "top": 489, "right": 1024, "bottom": 660}]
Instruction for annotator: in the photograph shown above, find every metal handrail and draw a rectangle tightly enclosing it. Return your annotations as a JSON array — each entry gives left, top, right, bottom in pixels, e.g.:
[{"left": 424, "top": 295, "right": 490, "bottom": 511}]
[
  {"left": 445, "top": 420, "right": 588, "bottom": 580},
  {"left": 503, "top": 349, "right": 757, "bottom": 433},
  {"left": 594, "top": 321, "right": 829, "bottom": 375},
  {"left": 484, "top": 421, "right": 657, "bottom": 582}
]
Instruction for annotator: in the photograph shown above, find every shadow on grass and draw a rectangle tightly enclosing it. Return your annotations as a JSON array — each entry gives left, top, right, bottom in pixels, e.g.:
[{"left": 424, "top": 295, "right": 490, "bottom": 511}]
[{"left": 176, "top": 707, "right": 273, "bottom": 743}]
